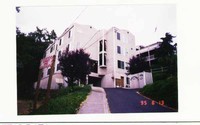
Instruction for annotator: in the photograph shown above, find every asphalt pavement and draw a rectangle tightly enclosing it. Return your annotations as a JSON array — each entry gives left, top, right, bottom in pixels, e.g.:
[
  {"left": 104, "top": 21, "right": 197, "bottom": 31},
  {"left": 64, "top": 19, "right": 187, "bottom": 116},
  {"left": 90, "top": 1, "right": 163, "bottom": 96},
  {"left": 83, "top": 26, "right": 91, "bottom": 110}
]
[{"left": 104, "top": 88, "right": 176, "bottom": 113}]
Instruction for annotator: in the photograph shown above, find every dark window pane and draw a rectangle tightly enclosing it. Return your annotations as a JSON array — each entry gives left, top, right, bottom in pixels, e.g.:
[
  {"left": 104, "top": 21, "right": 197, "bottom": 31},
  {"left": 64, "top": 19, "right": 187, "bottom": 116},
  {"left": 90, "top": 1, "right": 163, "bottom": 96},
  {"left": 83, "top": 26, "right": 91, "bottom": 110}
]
[
  {"left": 47, "top": 68, "right": 51, "bottom": 75},
  {"left": 59, "top": 39, "right": 62, "bottom": 45},
  {"left": 117, "top": 60, "right": 124, "bottom": 69},
  {"left": 90, "top": 59, "right": 98, "bottom": 73},
  {"left": 99, "top": 40, "right": 103, "bottom": 52},
  {"left": 68, "top": 31, "right": 71, "bottom": 38},
  {"left": 104, "top": 53, "right": 106, "bottom": 65},
  {"left": 50, "top": 46, "right": 54, "bottom": 53},
  {"left": 126, "top": 77, "right": 130, "bottom": 84},
  {"left": 117, "top": 46, "right": 121, "bottom": 54},
  {"left": 122, "top": 61, "right": 124, "bottom": 69},
  {"left": 66, "top": 44, "right": 69, "bottom": 53},
  {"left": 99, "top": 54, "right": 102, "bottom": 65},
  {"left": 118, "top": 60, "right": 121, "bottom": 68},
  {"left": 117, "top": 32, "right": 120, "bottom": 40},
  {"left": 104, "top": 40, "right": 106, "bottom": 51},
  {"left": 58, "top": 51, "right": 61, "bottom": 58}
]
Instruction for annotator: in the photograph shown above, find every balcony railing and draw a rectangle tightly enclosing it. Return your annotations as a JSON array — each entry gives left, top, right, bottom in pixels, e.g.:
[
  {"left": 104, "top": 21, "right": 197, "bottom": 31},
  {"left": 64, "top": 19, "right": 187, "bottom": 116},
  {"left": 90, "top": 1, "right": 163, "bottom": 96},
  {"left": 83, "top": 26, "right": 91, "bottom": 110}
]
[{"left": 144, "top": 55, "right": 155, "bottom": 61}]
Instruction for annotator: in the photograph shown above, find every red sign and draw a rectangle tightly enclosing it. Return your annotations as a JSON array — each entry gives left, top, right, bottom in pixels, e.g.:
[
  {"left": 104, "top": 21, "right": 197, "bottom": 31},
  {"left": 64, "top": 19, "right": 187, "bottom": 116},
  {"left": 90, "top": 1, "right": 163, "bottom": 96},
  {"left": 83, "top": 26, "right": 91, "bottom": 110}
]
[{"left": 40, "top": 56, "right": 54, "bottom": 69}]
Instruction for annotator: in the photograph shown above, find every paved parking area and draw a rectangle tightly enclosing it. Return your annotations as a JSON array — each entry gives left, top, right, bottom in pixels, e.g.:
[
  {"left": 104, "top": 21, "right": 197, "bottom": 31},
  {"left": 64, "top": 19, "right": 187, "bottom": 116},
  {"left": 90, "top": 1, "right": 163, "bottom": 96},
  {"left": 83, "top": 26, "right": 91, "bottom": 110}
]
[{"left": 104, "top": 88, "right": 176, "bottom": 113}]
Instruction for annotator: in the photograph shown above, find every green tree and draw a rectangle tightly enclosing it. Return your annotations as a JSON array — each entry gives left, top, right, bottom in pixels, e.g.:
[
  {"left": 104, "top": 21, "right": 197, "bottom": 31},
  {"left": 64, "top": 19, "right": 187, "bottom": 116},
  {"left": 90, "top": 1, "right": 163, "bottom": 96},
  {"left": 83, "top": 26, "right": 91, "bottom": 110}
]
[
  {"left": 156, "top": 33, "right": 176, "bottom": 57},
  {"left": 128, "top": 56, "right": 150, "bottom": 74},
  {"left": 59, "top": 49, "right": 90, "bottom": 87},
  {"left": 155, "top": 33, "right": 177, "bottom": 75},
  {"left": 28, "top": 27, "right": 57, "bottom": 43},
  {"left": 17, "top": 27, "right": 57, "bottom": 99}
]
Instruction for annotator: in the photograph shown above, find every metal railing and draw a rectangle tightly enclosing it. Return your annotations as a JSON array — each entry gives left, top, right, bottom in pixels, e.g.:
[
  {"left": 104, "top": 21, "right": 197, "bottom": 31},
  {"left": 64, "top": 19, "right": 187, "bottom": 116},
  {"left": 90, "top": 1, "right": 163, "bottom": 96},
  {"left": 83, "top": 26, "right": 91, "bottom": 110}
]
[{"left": 150, "top": 67, "right": 168, "bottom": 73}]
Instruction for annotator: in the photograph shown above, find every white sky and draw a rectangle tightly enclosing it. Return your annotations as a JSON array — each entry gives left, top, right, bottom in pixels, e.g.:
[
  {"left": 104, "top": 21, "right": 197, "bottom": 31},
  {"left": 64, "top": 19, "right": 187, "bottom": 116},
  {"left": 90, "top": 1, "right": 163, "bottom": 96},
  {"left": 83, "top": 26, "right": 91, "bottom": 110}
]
[{"left": 16, "top": 4, "right": 176, "bottom": 46}]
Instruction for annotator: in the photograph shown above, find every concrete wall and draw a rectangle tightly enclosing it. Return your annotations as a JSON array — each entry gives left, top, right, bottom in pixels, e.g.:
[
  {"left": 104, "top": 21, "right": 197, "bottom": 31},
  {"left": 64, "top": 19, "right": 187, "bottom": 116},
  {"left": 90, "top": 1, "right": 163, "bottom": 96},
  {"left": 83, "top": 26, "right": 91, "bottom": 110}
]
[
  {"left": 101, "top": 73, "right": 114, "bottom": 88},
  {"left": 145, "top": 72, "right": 153, "bottom": 85},
  {"left": 34, "top": 73, "right": 67, "bottom": 89},
  {"left": 129, "top": 72, "right": 153, "bottom": 89}
]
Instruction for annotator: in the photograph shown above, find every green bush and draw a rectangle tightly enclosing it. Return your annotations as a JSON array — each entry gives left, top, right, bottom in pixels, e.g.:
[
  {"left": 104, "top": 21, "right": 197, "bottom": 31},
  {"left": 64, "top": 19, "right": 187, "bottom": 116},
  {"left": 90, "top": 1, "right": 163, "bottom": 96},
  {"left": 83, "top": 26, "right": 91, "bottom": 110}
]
[
  {"left": 31, "top": 85, "right": 91, "bottom": 114},
  {"left": 152, "top": 72, "right": 168, "bottom": 81},
  {"left": 140, "top": 76, "right": 178, "bottom": 109}
]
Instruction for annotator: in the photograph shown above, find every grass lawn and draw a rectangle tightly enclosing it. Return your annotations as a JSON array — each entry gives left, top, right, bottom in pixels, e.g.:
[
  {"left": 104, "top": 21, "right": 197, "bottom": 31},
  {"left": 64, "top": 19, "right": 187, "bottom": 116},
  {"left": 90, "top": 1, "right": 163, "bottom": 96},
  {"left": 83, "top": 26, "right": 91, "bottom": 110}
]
[{"left": 30, "top": 85, "right": 91, "bottom": 115}]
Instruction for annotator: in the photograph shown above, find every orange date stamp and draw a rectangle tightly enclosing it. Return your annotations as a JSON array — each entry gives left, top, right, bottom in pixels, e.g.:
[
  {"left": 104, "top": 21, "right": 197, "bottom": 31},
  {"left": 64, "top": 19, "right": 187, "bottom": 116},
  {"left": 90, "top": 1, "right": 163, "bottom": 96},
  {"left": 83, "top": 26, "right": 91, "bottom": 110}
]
[{"left": 140, "top": 100, "right": 165, "bottom": 106}]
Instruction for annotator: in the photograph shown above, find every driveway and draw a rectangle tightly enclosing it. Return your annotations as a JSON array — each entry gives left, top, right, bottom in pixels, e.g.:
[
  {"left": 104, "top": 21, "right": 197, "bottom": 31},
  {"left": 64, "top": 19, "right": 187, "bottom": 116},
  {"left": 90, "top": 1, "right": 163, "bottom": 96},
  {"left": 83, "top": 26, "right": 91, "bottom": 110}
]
[{"left": 104, "top": 88, "right": 176, "bottom": 113}]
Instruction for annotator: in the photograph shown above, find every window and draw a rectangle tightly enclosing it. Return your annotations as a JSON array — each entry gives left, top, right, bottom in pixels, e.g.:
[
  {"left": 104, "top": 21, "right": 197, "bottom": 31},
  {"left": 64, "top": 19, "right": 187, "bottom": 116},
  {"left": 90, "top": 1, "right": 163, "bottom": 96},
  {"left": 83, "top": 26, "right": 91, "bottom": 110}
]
[
  {"left": 99, "top": 39, "right": 106, "bottom": 67},
  {"left": 104, "top": 53, "right": 106, "bottom": 65},
  {"left": 47, "top": 68, "right": 51, "bottom": 75},
  {"left": 99, "top": 40, "right": 106, "bottom": 52},
  {"left": 118, "top": 60, "right": 124, "bottom": 69},
  {"left": 56, "top": 44, "right": 58, "bottom": 50},
  {"left": 50, "top": 46, "right": 54, "bottom": 53},
  {"left": 126, "top": 77, "right": 130, "bottom": 84},
  {"left": 57, "top": 64, "right": 60, "bottom": 71},
  {"left": 66, "top": 44, "right": 69, "bottom": 53},
  {"left": 100, "top": 40, "right": 103, "bottom": 52},
  {"left": 117, "top": 32, "right": 120, "bottom": 40},
  {"left": 59, "top": 39, "right": 62, "bottom": 45},
  {"left": 104, "top": 41, "right": 106, "bottom": 51},
  {"left": 99, "top": 53, "right": 106, "bottom": 66},
  {"left": 90, "top": 59, "right": 98, "bottom": 73},
  {"left": 117, "top": 46, "right": 121, "bottom": 54},
  {"left": 99, "top": 54, "right": 103, "bottom": 66},
  {"left": 58, "top": 51, "right": 61, "bottom": 58},
  {"left": 68, "top": 31, "right": 71, "bottom": 38}
]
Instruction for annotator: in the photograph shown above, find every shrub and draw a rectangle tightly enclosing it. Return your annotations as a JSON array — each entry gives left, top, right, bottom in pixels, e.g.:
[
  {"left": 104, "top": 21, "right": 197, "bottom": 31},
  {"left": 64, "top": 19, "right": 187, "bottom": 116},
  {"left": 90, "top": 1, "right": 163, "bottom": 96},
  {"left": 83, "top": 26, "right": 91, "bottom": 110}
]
[
  {"left": 140, "top": 76, "right": 178, "bottom": 109},
  {"left": 152, "top": 72, "right": 168, "bottom": 81}
]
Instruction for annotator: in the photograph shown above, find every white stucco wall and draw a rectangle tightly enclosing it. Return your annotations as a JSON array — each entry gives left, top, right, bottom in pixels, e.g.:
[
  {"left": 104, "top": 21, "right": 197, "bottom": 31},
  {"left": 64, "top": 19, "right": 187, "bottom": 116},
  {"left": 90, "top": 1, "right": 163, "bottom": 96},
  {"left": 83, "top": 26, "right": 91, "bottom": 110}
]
[
  {"left": 129, "top": 72, "right": 153, "bottom": 89},
  {"left": 101, "top": 73, "right": 114, "bottom": 88}
]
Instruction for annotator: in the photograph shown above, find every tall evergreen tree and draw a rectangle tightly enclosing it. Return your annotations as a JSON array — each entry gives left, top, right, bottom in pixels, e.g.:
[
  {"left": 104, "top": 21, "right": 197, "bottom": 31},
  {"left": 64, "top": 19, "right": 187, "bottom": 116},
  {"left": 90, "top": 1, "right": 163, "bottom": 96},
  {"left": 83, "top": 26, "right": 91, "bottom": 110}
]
[{"left": 155, "top": 33, "right": 177, "bottom": 75}]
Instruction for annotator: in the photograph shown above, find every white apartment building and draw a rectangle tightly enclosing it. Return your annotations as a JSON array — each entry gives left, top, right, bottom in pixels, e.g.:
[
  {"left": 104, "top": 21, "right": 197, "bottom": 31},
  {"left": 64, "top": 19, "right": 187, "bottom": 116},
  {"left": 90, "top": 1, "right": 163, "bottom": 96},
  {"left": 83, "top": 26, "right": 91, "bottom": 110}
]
[
  {"left": 36, "top": 23, "right": 136, "bottom": 89},
  {"left": 136, "top": 42, "right": 161, "bottom": 66}
]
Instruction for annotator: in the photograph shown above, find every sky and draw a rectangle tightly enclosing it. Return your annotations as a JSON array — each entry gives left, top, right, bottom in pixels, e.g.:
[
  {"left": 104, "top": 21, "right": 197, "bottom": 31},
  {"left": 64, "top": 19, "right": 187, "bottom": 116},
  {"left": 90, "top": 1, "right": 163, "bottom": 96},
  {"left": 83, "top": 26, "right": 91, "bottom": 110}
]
[{"left": 16, "top": 4, "right": 176, "bottom": 46}]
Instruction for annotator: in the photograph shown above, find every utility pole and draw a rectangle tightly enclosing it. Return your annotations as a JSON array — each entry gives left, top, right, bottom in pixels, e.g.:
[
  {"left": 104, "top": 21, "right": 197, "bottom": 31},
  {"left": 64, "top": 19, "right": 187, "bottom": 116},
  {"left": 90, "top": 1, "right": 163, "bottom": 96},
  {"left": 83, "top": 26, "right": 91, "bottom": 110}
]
[
  {"left": 44, "top": 55, "right": 56, "bottom": 104},
  {"left": 33, "top": 69, "right": 42, "bottom": 111}
]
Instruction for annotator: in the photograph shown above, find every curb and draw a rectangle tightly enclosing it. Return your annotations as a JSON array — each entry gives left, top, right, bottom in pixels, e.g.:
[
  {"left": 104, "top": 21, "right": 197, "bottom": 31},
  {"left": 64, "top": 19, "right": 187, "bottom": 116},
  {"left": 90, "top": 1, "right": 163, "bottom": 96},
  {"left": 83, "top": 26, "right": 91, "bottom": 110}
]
[{"left": 102, "top": 88, "right": 111, "bottom": 113}]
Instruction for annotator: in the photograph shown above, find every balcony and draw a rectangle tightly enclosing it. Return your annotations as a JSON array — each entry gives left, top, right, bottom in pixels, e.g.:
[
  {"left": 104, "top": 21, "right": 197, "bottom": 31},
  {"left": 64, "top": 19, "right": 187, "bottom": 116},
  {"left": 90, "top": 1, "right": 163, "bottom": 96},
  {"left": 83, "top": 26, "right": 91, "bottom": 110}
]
[{"left": 144, "top": 55, "right": 155, "bottom": 61}]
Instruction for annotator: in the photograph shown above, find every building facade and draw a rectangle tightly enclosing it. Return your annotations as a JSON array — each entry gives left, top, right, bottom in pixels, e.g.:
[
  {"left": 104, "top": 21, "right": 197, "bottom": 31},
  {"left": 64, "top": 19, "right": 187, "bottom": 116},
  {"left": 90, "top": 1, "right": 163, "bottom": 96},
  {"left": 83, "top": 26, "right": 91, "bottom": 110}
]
[{"left": 36, "top": 23, "right": 136, "bottom": 89}]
